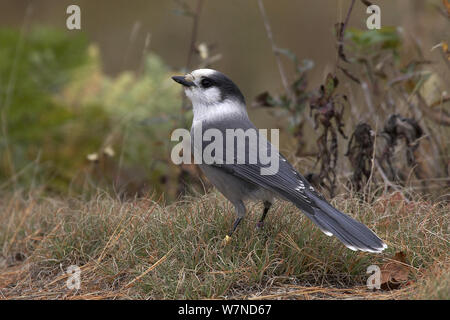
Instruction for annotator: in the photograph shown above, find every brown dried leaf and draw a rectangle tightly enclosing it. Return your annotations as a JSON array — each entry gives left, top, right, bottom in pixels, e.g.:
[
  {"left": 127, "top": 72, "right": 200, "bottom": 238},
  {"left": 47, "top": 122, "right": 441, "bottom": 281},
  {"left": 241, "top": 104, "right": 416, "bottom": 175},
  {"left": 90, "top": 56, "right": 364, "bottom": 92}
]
[
  {"left": 380, "top": 252, "right": 410, "bottom": 290},
  {"left": 443, "top": 0, "right": 450, "bottom": 16},
  {"left": 252, "top": 91, "right": 275, "bottom": 108},
  {"left": 443, "top": 41, "right": 450, "bottom": 61}
]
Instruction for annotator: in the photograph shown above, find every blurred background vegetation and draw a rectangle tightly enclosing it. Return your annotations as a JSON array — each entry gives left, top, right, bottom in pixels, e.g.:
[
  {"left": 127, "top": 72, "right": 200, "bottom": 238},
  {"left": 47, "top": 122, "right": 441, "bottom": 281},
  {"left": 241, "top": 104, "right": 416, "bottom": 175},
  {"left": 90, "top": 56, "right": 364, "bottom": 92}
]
[{"left": 0, "top": 0, "right": 449, "bottom": 201}]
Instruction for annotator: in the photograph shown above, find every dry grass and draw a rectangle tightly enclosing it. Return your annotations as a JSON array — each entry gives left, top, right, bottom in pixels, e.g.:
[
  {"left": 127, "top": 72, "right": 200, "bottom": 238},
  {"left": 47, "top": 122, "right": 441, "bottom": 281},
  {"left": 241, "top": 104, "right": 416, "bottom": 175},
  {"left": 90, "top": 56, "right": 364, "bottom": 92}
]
[{"left": 0, "top": 189, "right": 448, "bottom": 300}]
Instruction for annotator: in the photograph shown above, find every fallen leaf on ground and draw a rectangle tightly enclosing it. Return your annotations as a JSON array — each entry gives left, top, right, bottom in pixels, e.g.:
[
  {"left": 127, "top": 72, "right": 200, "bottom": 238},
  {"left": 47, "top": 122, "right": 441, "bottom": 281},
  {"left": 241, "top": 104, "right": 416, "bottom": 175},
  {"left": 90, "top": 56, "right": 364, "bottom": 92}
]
[
  {"left": 443, "top": 0, "right": 450, "bottom": 16},
  {"left": 380, "top": 251, "right": 411, "bottom": 290}
]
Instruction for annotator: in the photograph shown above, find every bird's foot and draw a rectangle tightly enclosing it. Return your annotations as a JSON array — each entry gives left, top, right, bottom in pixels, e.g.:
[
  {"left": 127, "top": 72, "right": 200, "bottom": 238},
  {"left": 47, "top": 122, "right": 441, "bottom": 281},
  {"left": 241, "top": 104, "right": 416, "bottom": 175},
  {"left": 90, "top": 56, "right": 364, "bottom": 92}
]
[{"left": 222, "top": 235, "right": 232, "bottom": 246}]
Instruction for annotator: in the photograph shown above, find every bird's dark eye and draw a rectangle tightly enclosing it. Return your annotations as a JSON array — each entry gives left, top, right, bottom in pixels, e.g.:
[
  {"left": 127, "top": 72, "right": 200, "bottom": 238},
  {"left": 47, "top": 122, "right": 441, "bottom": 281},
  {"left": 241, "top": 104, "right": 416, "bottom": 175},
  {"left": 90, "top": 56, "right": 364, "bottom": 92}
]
[{"left": 201, "top": 78, "right": 213, "bottom": 88}]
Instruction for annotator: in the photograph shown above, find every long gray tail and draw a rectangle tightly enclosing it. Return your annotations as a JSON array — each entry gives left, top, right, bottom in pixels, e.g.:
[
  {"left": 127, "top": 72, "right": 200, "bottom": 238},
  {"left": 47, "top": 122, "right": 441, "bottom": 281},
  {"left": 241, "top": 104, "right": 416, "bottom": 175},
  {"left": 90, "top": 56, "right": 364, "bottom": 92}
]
[{"left": 300, "top": 192, "right": 387, "bottom": 253}]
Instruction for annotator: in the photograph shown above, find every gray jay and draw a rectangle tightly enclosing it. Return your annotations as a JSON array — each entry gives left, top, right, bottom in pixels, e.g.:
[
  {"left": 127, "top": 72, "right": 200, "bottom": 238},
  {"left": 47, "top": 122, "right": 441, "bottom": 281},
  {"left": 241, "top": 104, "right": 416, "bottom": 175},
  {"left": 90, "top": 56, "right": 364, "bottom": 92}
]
[{"left": 172, "top": 69, "right": 387, "bottom": 253}]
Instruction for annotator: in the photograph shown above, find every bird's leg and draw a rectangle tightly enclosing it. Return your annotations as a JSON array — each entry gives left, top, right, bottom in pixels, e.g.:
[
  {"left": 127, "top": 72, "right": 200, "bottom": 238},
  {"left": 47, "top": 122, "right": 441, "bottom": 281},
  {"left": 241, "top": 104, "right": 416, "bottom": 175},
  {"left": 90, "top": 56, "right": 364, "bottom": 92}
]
[
  {"left": 256, "top": 201, "right": 272, "bottom": 229},
  {"left": 228, "top": 217, "right": 243, "bottom": 236},
  {"left": 223, "top": 201, "right": 246, "bottom": 244}
]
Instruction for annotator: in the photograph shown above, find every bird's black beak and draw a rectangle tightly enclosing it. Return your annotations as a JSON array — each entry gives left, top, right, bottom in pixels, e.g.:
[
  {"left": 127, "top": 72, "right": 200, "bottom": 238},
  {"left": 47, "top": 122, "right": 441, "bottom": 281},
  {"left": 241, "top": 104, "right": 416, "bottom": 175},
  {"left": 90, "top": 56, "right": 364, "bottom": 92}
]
[{"left": 172, "top": 76, "right": 195, "bottom": 87}]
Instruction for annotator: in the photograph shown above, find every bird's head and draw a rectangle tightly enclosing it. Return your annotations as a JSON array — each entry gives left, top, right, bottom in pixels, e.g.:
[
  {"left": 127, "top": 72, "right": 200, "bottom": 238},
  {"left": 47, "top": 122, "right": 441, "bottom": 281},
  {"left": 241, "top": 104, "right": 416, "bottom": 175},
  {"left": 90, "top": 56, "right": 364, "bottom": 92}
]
[{"left": 172, "top": 69, "right": 245, "bottom": 110}]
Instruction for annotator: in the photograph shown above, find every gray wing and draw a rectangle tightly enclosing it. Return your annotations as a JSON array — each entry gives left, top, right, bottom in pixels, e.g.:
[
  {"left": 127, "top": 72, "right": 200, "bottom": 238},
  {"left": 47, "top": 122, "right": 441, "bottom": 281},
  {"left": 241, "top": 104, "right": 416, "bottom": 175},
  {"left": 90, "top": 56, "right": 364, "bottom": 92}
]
[{"left": 196, "top": 115, "right": 387, "bottom": 253}]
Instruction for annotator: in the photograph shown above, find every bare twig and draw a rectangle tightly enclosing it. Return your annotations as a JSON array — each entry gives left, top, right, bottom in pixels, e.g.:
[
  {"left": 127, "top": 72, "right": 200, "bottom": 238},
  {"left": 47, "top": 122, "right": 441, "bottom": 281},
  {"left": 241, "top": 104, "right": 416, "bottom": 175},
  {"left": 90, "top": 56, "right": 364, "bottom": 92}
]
[
  {"left": 122, "top": 21, "right": 142, "bottom": 68},
  {"left": 176, "top": 0, "right": 207, "bottom": 196},
  {"left": 365, "top": 121, "right": 377, "bottom": 199},
  {"left": 186, "top": 0, "right": 205, "bottom": 70},
  {"left": 178, "top": 0, "right": 205, "bottom": 115},
  {"left": 375, "top": 159, "right": 410, "bottom": 203},
  {"left": 257, "top": 0, "right": 292, "bottom": 99},
  {"left": 137, "top": 33, "right": 152, "bottom": 77},
  {"left": 125, "top": 247, "right": 175, "bottom": 288},
  {"left": 334, "top": 0, "right": 356, "bottom": 72},
  {"left": 257, "top": 0, "right": 314, "bottom": 127}
]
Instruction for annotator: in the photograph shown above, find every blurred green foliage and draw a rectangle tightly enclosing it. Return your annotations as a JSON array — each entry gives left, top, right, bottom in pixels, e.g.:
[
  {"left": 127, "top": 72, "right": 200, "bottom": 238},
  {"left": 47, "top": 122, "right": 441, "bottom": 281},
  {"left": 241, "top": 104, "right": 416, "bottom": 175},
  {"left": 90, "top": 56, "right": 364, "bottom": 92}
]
[
  {"left": 345, "top": 26, "right": 401, "bottom": 55},
  {"left": 0, "top": 27, "right": 184, "bottom": 196},
  {"left": 0, "top": 27, "right": 95, "bottom": 189}
]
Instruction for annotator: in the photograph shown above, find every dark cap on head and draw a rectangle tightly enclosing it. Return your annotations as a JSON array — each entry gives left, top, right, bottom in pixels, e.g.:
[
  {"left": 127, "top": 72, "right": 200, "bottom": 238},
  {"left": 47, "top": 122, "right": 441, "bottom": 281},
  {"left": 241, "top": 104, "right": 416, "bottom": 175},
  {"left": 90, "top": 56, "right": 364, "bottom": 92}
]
[{"left": 204, "top": 71, "right": 245, "bottom": 104}]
